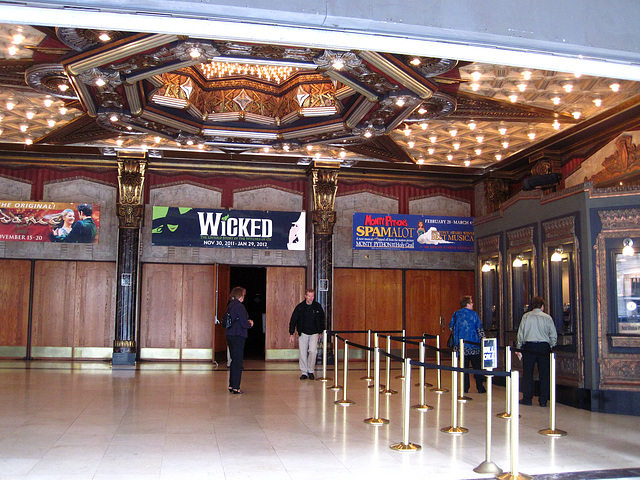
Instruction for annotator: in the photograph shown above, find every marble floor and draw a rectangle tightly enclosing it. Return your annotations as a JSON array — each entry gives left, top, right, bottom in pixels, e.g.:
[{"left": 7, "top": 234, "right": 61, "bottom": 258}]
[{"left": 0, "top": 359, "right": 639, "bottom": 480}]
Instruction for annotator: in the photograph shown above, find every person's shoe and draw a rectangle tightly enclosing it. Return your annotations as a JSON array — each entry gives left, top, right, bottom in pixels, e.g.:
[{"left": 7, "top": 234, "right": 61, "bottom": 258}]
[
  {"left": 519, "top": 399, "right": 532, "bottom": 406},
  {"left": 228, "top": 387, "right": 233, "bottom": 393},
  {"left": 308, "top": 373, "right": 315, "bottom": 380},
  {"left": 464, "top": 389, "right": 469, "bottom": 394},
  {"left": 300, "top": 374, "right": 308, "bottom": 380},
  {"left": 539, "top": 401, "right": 548, "bottom": 407},
  {"left": 478, "top": 386, "right": 486, "bottom": 394},
  {"left": 232, "top": 389, "right": 243, "bottom": 394}
]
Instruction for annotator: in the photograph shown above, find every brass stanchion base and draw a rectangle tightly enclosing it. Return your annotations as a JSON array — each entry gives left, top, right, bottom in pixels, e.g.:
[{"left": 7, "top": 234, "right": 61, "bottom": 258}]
[
  {"left": 316, "top": 377, "right": 330, "bottom": 382},
  {"left": 496, "top": 412, "right": 520, "bottom": 419},
  {"left": 364, "top": 417, "right": 389, "bottom": 425},
  {"left": 382, "top": 388, "right": 398, "bottom": 395},
  {"left": 328, "top": 385, "right": 343, "bottom": 391},
  {"left": 440, "top": 426, "right": 468, "bottom": 435},
  {"left": 431, "top": 387, "right": 448, "bottom": 394},
  {"left": 538, "top": 428, "right": 567, "bottom": 437},
  {"left": 474, "top": 460, "right": 503, "bottom": 474},
  {"left": 394, "top": 375, "right": 404, "bottom": 380},
  {"left": 411, "top": 403, "right": 434, "bottom": 411},
  {"left": 496, "top": 472, "right": 533, "bottom": 480},
  {"left": 334, "top": 399, "right": 355, "bottom": 406},
  {"left": 360, "top": 375, "right": 373, "bottom": 381},
  {"left": 414, "top": 382, "right": 434, "bottom": 387},
  {"left": 368, "top": 383, "right": 384, "bottom": 389},
  {"left": 458, "top": 395, "right": 473, "bottom": 402},
  {"left": 390, "top": 442, "right": 421, "bottom": 451}
]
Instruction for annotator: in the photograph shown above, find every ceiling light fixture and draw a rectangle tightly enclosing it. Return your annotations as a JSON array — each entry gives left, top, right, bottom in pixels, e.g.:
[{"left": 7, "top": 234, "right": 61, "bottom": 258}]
[
  {"left": 26, "top": 111, "right": 35, "bottom": 120},
  {"left": 446, "top": 154, "right": 453, "bottom": 161},
  {"left": 59, "top": 107, "right": 68, "bottom": 115},
  {"left": 553, "top": 120, "right": 561, "bottom": 130},
  {"left": 339, "top": 150, "right": 346, "bottom": 158},
  {"left": 471, "top": 83, "right": 480, "bottom": 91},
  {"left": 593, "top": 98, "right": 602, "bottom": 107},
  {"left": 464, "top": 160, "right": 471, "bottom": 166},
  {"left": 19, "top": 124, "right": 28, "bottom": 132},
  {"left": 498, "top": 127, "right": 507, "bottom": 135},
  {"left": 495, "top": 154, "right": 502, "bottom": 161},
  {"left": 509, "top": 94, "right": 518, "bottom": 102},
  {"left": 403, "top": 126, "right": 411, "bottom": 136},
  {"left": 449, "top": 129, "right": 457, "bottom": 137},
  {"left": 551, "top": 246, "right": 564, "bottom": 262},
  {"left": 427, "top": 148, "right": 435, "bottom": 155},
  {"left": 610, "top": 83, "right": 620, "bottom": 92},
  {"left": 453, "top": 142, "right": 460, "bottom": 150},
  {"left": 528, "top": 132, "right": 536, "bottom": 140},
  {"left": 407, "top": 141, "right": 415, "bottom": 148},
  {"left": 410, "top": 58, "right": 421, "bottom": 66},
  {"left": 154, "top": 136, "right": 161, "bottom": 143},
  {"left": 476, "top": 136, "right": 484, "bottom": 143},
  {"left": 98, "top": 32, "right": 111, "bottom": 42},
  {"left": 563, "top": 84, "right": 573, "bottom": 92},
  {"left": 429, "top": 136, "right": 437, "bottom": 143},
  {"left": 471, "top": 71, "right": 481, "bottom": 81},
  {"left": 502, "top": 141, "right": 509, "bottom": 148},
  {"left": 95, "top": 78, "right": 106, "bottom": 87},
  {"left": 8, "top": 46, "right": 18, "bottom": 56},
  {"left": 58, "top": 83, "right": 69, "bottom": 92},
  {"left": 6, "top": 101, "right": 16, "bottom": 110},
  {"left": 551, "top": 96, "right": 561, "bottom": 105},
  {"left": 517, "top": 83, "right": 527, "bottom": 92},
  {"left": 420, "top": 123, "right": 428, "bottom": 130},
  {"left": 109, "top": 114, "right": 118, "bottom": 122},
  {"left": 513, "top": 254, "right": 524, "bottom": 268},
  {"left": 522, "top": 71, "right": 532, "bottom": 80},
  {"left": 418, "top": 107, "right": 427, "bottom": 114},
  {"left": 482, "top": 261, "right": 493, "bottom": 272},
  {"left": 572, "top": 111, "right": 581, "bottom": 119},
  {"left": 44, "top": 98, "right": 53, "bottom": 107},
  {"left": 475, "top": 148, "right": 482, "bottom": 155},
  {"left": 25, "top": 138, "right": 32, "bottom": 145},
  {"left": 116, "top": 139, "right": 123, "bottom": 146},
  {"left": 623, "top": 238, "right": 635, "bottom": 256},
  {"left": 468, "top": 121, "right": 476, "bottom": 130},
  {"left": 12, "top": 33, "right": 25, "bottom": 44},
  {"left": 47, "top": 119, "right": 55, "bottom": 127},
  {"left": 396, "top": 98, "right": 406, "bottom": 107}
]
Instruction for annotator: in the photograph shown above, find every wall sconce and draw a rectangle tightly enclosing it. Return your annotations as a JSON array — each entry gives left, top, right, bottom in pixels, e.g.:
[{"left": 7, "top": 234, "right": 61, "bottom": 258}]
[
  {"left": 623, "top": 238, "right": 635, "bottom": 256},
  {"left": 551, "top": 246, "right": 564, "bottom": 262},
  {"left": 512, "top": 254, "right": 524, "bottom": 268},
  {"left": 482, "top": 261, "right": 493, "bottom": 272}
]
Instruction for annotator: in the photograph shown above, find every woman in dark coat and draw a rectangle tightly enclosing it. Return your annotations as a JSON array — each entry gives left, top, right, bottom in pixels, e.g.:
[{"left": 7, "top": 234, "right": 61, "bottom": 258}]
[{"left": 225, "top": 286, "right": 254, "bottom": 394}]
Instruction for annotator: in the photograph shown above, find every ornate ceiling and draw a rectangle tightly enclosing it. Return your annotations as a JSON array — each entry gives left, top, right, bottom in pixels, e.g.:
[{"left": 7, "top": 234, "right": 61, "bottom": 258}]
[{"left": 1, "top": 23, "right": 640, "bottom": 179}]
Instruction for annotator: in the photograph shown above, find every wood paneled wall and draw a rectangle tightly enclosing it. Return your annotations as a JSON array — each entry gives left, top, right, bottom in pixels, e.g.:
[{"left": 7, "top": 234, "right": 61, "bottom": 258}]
[
  {"left": 215, "top": 264, "right": 230, "bottom": 353},
  {"left": 265, "top": 266, "right": 305, "bottom": 350},
  {"left": 139, "top": 263, "right": 215, "bottom": 352},
  {"left": 0, "top": 260, "right": 31, "bottom": 347}
]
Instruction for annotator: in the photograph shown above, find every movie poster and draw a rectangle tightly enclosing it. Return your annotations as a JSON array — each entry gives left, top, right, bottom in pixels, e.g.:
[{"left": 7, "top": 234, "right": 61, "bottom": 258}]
[
  {"left": 0, "top": 201, "right": 100, "bottom": 243},
  {"left": 352, "top": 212, "right": 474, "bottom": 252},
  {"left": 152, "top": 206, "right": 305, "bottom": 250}
]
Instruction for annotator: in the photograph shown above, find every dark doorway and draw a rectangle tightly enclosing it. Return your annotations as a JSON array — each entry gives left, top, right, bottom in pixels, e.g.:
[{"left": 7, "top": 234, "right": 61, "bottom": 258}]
[{"left": 230, "top": 266, "right": 266, "bottom": 359}]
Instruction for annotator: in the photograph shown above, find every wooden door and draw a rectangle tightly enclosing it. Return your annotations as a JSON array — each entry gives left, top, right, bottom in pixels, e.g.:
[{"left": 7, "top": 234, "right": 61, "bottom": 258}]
[
  {"left": 0, "top": 259, "right": 31, "bottom": 357},
  {"left": 215, "top": 264, "right": 230, "bottom": 353},
  {"left": 440, "top": 270, "right": 476, "bottom": 326},
  {"left": 365, "top": 269, "right": 403, "bottom": 333},
  {"left": 181, "top": 264, "right": 215, "bottom": 350},
  {"left": 405, "top": 270, "right": 442, "bottom": 338},
  {"left": 333, "top": 269, "right": 367, "bottom": 345},
  {"left": 75, "top": 261, "right": 116, "bottom": 348},
  {"left": 265, "top": 266, "right": 305, "bottom": 352}
]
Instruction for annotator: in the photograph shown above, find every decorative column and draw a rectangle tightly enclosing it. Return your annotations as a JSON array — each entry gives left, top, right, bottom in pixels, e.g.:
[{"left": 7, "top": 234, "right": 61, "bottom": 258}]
[
  {"left": 311, "top": 163, "right": 339, "bottom": 332},
  {"left": 113, "top": 151, "right": 147, "bottom": 365}
]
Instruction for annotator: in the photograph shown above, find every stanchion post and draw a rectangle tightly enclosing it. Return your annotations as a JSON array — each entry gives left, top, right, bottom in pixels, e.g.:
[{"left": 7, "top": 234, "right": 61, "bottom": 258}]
[
  {"left": 395, "top": 329, "right": 406, "bottom": 379},
  {"left": 497, "top": 346, "right": 513, "bottom": 419},
  {"left": 381, "top": 335, "right": 398, "bottom": 395},
  {"left": 412, "top": 341, "right": 433, "bottom": 411},
  {"left": 364, "top": 346, "right": 389, "bottom": 425},
  {"left": 539, "top": 352, "right": 567, "bottom": 437},
  {"left": 317, "top": 330, "right": 330, "bottom": 382},
  {"left": 458, "top": 339, "right": 472, "bottom": 402},
  {"left": 390, "top": 358, "right": 421, "bottom": 451},
  {"left": 327, "top": 334, "right": 342, "bottom": 391},
  {"left": 335, "top": 342, "right": 355, "bottom": 406},
  {"left": 474, "top": 371, "right": 502, "bottom": 474},
  {"left": 431, "top": 334, "right": 448, "bottom": 393},
  {"left": 441, "top": 351, "right": 468, "bottom": 435},
  {"left": 361, "top": 329, "right": 373, "bottom": 381},
  {"left": 497, "top": 370, "right": 532, "bottom": 480}
]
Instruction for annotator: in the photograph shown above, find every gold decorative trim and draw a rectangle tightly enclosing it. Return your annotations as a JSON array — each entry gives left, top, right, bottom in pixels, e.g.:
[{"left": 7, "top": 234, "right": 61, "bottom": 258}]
[
  {"left": 598, "top": 208, "right": 640, "bottom": 230},
  {"left": 311, "top": 166, "right": 339, "bottom": 235},
  {"left": 506, "top": 226, "right": 534, "bottom": 248},
  {"left": 114, "top": 340, "right": 136, "bottom": 348},
  {"left": 478, "top": 234, "right": 500, "bottom": 254}
]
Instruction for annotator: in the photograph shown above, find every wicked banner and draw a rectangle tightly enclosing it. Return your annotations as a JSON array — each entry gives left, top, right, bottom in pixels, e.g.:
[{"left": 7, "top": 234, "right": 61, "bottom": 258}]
[
  {"left": 353, "top": 212, "right": 474, "bottom": 252},
  {"left": 152, "top": 206, "right": 305, "bottom": 250},
  {"left": 0, "top": 201, "right": 100, "bottom": 243}
]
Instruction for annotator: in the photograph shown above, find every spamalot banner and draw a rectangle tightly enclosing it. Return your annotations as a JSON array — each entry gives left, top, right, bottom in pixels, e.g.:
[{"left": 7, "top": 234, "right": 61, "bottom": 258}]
[
  {"left": 0, "top": 201, "right": 100, "bottom": 243},
  {"left": 152, "top": 206, "right": 305, "bottom": 250},
  {"left": 352, "top": 212, "right": 474, "bottom": 252}
]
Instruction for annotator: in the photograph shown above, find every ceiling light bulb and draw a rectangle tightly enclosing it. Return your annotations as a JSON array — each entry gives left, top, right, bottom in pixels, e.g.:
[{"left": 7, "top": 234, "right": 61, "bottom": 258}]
[
  {"left": 482, "top": 261, "right": 493, "bottom": 272},
  {"left": 471, "top": 71, "right": 481, "bottom": 81},
  {"left": 26, "top": 111, "right": 35, "bottom": 120},
  {"left": 522, "top": 71, "right": 532, "bottom": 80},
  {"left": 20, "top": 124, "right": 28, "bottom": 132},
  {"left": 189, "top": 49, "right": 201, "bottom": 58},
  {"left": 475, "top": 148, "right": 482, "bottom": 155},
  {"left": 8, "top": 46, "right": 18, "bottom": 56},
  {"left": 449, "top": 129, "right": 457, "bottom": 137},
  {"left": 98, "top": 33, "right": 111, "bottom": 42},
  {"left": 417, "top": 158, "right": 424, "bottom": 164},
  {"left": 116, "top": 139, "right": 123, "bottom": 146},
  {"left": 364, "top": 131, "right": 372, "bottom": 138},
  {"left": 186, "top": 140, "right": 194, "bottom": 145},
  {"left": 109, "top": 114, "right": 118, "bottom": 122},
  {"left": 593, "top": 98, "right": 602, "bottom": 107},
  {"left": 453, "top": 142, "right": 460, "bottom": 150},
  {"left": 418, "top": 107, "right": 427, "bottom": 115},
  {"left": 468, "top": 121, "right": 476, "bottom": 130},
  {"left": 198, "top": 144, "right": 204, "bottom": 149},
  {"left": 58, "top": 83, "right": 69, "bottom": 92},
  {"left": 283, "top": 144, "right": 290, "bottom": 151},
  {"left": 410, "top": 58, "right": 421, "bottom": 66},
  {"left": 263, "top": 147, "right": 270, "bottom": 153},
  {"left": 403, "top": 126, "right": 411, "bottom": 136},
  {"left": 6, "top": 101, "right": 15, "bottom": 110},
  {"left": 551, "top": 246, "right": 564, "bottom": 262},
  {"left": 572, "top": 111, "right": 581, "bottom": 119},
  {"left": 471, "top": 83, "right": 480, "bottom": 91},
  {"left": 502, "top": 141, "right": 509, "bottom": 148},
  {"left": 495, "top": 154, "right": 502, "bottom": 161},
  {"left": 25, "top": 138, "right": 32, "bottom": 145},
  {"left": 141, "top": 144, "right": 148, "bottom": 150},
  {"left": 513, "top": 255, "right": 524, "bottom": 268},
  {"left": 47, "top": 119, "right": 56, "bottom": 127},
  {"left": 429, "top": 136, "right": 437, "bottom": 143},
  {"left": 610, "top": 83, "right": 620, "bottom": 92},
  {"left": 553, "top": 120, "right": 561, "bottom": 130},
  {"left": 407, "top": 141, "right": 415, "bottom": 148},
  {"left": 563, "top": 84, "right": 573, "bottom": 93},
  {"left": 44, "top": 98, "right": 53, "bottom": 107},
  {"left": 476, "top": 136, "right": 484, "bottom": 143},
  {"left": 446, "top": 154, "right": 453, "bottom": 161},
  {"left": 509, "top": 94, "right": 518, "bottom": 102},
  {"left": 428, "top": 148, "right": 435, "bottom": 155},
  {"left": 306, "top": 145, "right": 313, "bottom": 151},
  {"left": 498, "top": 127, "right": 507, "bottom": 135},
  {"left": 464, "top": 160, "right": 471, "bottom": 167},
  {"left": 315, "top": 152, "right": 321, "bottom": 158},
  {"left": 126, "top": 126, "right": 132, "bottom": 130},
  {"left": 332, "top": 59, "right": 345, "bottom": 70},
  {"left": 528, "top": 132, "right": 536, "bottom": 140},
  {"left": 59, "top": 107, "right": 67, "bottom": 115},
  {"left": 551, "top": 96, "right": 561, "bottom": 105},
  {"left": 12, "top": 34, "right": 25, "bottom": 44},
  {"left": 574, "top": 72, "right": 582, "bottom": 78},
  {"left": 623, "top": 238, "right": 635, "bottom": 256},
  {"left": 95, "top": 78, "right": 106, "bottom": 87},
  {"left": 396, "top": 98, "right": 405, "bottom": 107},
  {"left": 340, "top": 150, "right": 346, "bottom": 158},
  {"left": 420, "top": 123, "right": 428, "bottom": 130},
  {"left": 517, "top": 83, "right": 527, "bottom": 92}
]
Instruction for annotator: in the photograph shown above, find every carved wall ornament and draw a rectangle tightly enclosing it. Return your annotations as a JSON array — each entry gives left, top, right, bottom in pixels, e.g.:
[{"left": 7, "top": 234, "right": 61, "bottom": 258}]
[
  {"left": 116, "top": 203, "right": 144, "bottom": 229},
  {"left": 598, "top": 208, "right": 640, "bottom": 230},
  {"left": 117, "top": 156, "right": 147, "bottom": 206},
  {"left": 542, "top": 216, "right": 576, "bottom": 241},
  {"left": 24, "top": 64, "right": 78, "bottom": 100},
  {"left": 506, "top": 225, "right": 534, "bottom": 248},
  {"left": 314, "top": 50, "right": 362, "bottom": 71},
  {"left": 77, "top": 67, "right": 122, "bottom": 87},
  {"left": 590, "top": 135, "right": 639, "bottom": 185},
  {"left": 312, "top": 167, "right": 339, "bottom": 235},
  {"left": 405, "top": 91, "right": 457, "bottom": 122},
  {"left": 478, "top": 234, "right": 501, "bottom": 255},
  {"left": 485, "top": 178, "right": 509, "bottom": 212}
]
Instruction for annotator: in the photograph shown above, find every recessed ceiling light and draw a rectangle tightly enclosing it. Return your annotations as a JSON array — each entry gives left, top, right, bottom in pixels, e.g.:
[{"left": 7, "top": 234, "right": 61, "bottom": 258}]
[
  {"left": 26, "top": 111, "right": 35, "bottom": 120},
  {"left": 59, "top": 107, "right": 68, "bottom": 115},
  {"left": 610, "top": 83, "right": 620, "bottom": 92},
  {"left": 522, "top": 71, "right": 532, "bottom": 80},
  {"left": 551, "top": 97, "right": 561, "bottom": 105},
  {"left": 95, "top": 78, "right": 106, "bottom": 87},
  {"left": 98, "top": 32, "right": 111, "bottom": 42},
  {"left": 572, "top": 111, "right": 581, "bottom": 119},
  {"left": 407, "top": 141, "right": 415, "bottom": 148},
  {"left": 498, "top": 127, "right": 507, "bottom": 135},
  {"left": 8, "top": 46, "right": 18, "bottom": 56},
  {"left": 475, "top": 148, "right": 482, "bottom": 155},
  {"left": 12, "top": 34, "right": 25, "bottom": 45},
  {"left": 19, "top": 124, "right": 28, "bottom": 132},
  {"left": 468, "top": 121, "right": 476, "bottom": 130},
  {"left": 44, "top": 98, "right": 53, "bottom": 107},
  {"left": 453, "top": 142, "right": 460, "bottom": 150},
  {"left": 449, "top": 129, "right": 457, "bottom": 137},
  {"left": 502, "top": 141, "right": 509, "bottom": 148},
  {"left": 528, "top": 132, "right": 536, "bottom": 140},
  {"left": 495, "top": 154, "right": 502, "bottom": 161},
  {"left": 593, "top": 98, "right": 602, "bottom": 107},
  {"left": 471, "top": 83, "right": 480, "bottom": 91},
  {"left": 47, "top": 119, "right": 56, "bottom": 127},
  {"left": 476, "top": 136, "right": 484, "bottom": 143},
  {"left": 447, "top": 154, "right": 453, "bottom": 161},
  {"left": 464, "top": 160, "right": 471, "bottom": 166},
  {"left": 410, "top": 58, "right": 421, "bottom": 66},
  {"left": 429, "top": 136, "right": 437, "bottom": 143},
  {"left": 563, "top": 84, "right": 573, "bottom": 92},
  {"left": 25, "top": 138, "right": 33, "bottom": 145},
  {"left": 471, "top": 71, "right": 481, "bottom": 81},
  {"left": 428, "top": 148, "right": 435, "bottom": 155},
  {"left": 517, "top": 83, "right": 527, "bottom": 92},
  {"left": 420, "top": 123, "right": 428, "bottom": 130},
  {"left": 509, "top": 94, "right": 518, "bottom": 102},
  {"left": 6, "top": 101, "right": 16, "bottom": 110}
]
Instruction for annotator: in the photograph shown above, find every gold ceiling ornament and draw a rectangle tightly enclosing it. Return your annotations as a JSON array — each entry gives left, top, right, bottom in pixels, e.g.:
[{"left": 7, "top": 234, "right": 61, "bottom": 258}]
[{"left": 198, "top": 61, "right": 300, "bottom": 84}]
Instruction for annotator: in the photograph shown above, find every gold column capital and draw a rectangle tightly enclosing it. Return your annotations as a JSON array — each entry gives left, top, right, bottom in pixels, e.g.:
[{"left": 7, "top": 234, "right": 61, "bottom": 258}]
[
  {"left": 117, "top": 152, "right": 147, "bottom": 228},
  {"left": 310, "top": 165, "right": 339, "bottom": 235}
]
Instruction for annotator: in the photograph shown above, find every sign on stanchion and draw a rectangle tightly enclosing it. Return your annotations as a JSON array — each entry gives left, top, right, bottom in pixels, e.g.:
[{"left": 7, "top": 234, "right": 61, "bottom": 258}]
[
  {"left": 430, "top": 334, "right": 449, "bottom": 394},
  {"left": 474, "top": 338, "right": 502, "bottom": 475},
  {"left": 364, "top": 346, "right": 389, "bottom": 426},
  {"left": 390, "top": 358, "right": 421, "bottom": 451},
  {"left": 538, "top": 352, "right": 567, "bottom": 437},
  {"left": 441, "top": 352, "right": 468, "bottom": 435}
]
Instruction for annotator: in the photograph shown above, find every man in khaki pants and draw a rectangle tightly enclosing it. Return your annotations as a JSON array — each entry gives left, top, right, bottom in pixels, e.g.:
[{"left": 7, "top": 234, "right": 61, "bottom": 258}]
[{"left": 289, "top": 289, "right": 325, "bottom": 380}]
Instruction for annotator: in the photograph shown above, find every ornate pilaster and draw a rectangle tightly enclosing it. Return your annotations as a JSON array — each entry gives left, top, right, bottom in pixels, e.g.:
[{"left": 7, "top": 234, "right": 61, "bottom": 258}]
[
  {"left": 113, "top": 151, "right": 147, "bottom": 365},
  {"left": 310, "top": 164, "right": 339, "bottom": 332}
]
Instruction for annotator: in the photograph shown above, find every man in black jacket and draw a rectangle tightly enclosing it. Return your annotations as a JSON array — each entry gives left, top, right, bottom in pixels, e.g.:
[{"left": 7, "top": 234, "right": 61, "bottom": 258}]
[{"left": 289, "top": 288, "right": 325, "bottom": 380}]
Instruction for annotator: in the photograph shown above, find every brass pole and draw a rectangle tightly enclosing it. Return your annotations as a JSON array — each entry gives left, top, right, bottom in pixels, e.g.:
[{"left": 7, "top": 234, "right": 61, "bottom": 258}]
[
  {"left": 381, "top": 335, "right": 398, "bottom": 395},
  {"left": 441, "top": 351, "right": 468, "bottom": 435},
  {"left": 431, "top": 334, "right": 448, "bottom": 393},
  {"left": 390, "top": 358, "right": 421, "bottom": 451},
  {"left": 474, "top": 371, "right": 503, "bottom": 474},
  {"left": 335, "top": 342, "right": 355, "bottom": 406},
  {"left": 327, "top": 333, "right": 342, "bottom": 391},
  {"left": 458, "top": 339, "right": 472, "bottom": 402},
  {"left": 364, "top": 346, "right": 389, "bottom": 425},
  {"left": 497, "top": 346, "right": 513, "bottom": 418},
  {"left": 497, "top": 370, "right": 533, "bottom": 480},
  {"left": 538, "top": 352, "right": 567, "bottom": 437},
  {"left": 395, "top": 329, "right": 406, "bottom": 379},
  {"left": 369, "top": 334, "right": 382, "bottom": 389},
  {"left": 412, "top": 341, "right": 433, "bottom": 411},
  {"left": 317, "top": 329, "right": 330, "bottom": 382},
  {"left": 361, "top": 329, "right": 373, "bottom": 381}
]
